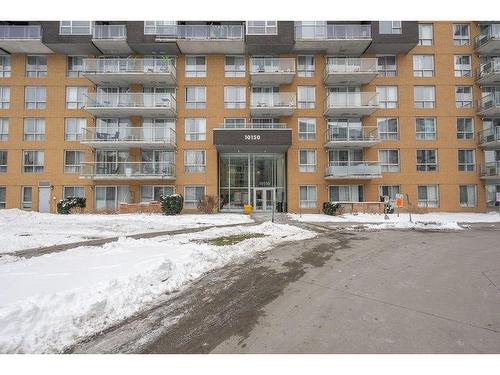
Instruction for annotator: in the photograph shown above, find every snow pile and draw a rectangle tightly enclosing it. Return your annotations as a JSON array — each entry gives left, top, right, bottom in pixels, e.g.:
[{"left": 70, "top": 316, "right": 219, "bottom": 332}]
[
  {"left": 345, "top": 221, "right": 464, "bottom": 231},
  {"left": 0, "top": 222, "right": 315, "bottom": 353},
  {"left": 0, "top": 209, "right": 253, "bottom": 253}
]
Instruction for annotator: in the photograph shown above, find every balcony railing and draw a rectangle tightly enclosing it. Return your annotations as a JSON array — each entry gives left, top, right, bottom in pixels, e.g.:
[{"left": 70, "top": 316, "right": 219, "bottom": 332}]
[
  {"left": 325, "top": 126, "right": 380, "bottom": 143},
  {"left": 325, "top": 161, "right": 382, "bottom": 179},
  {"left": 219, "top": 123, "right": 287, "bottom": 129},
  {"left": 475, "top": 24, "right": 500, "bottom": 49},
  {"left": 92, "top": 25, "right": 127, "bottom": 39},
  {"left": 83, "top": 58, "right": 176, "bottom": 76},
  {"left": 477, "top": 59, "right": 500, "bottom": 80},
  {"left": 173, "top": 25, "right": 244, "bottom": 40},
  {"left": 84, "top": 93, "right": 176, "bottom": 110},
  {"left": 325, "top": 92, "right": 379, "bottom": 109},
  {"left": 250, "top": 57, "right": 296, "bottom": 74},
  {"left": 324, "top": 58, "right": 378, "bottom": 76},
  {"left": 478, "top": 92, "right": 500, "bottom": 113},
  {"left": 81, "top": 162, "right": 175, "bottom": 179},
  {"left": 82, "top": 127, "right": 176, "bottom": 146},
  {"left": 480, "top": 162, "right": 500, "bottom": 178},
  {"left": 0, "top": 25, "right": 41, "bottom": 39},
  {"left": 478, "top": 127, "right": 500, "bottom": 146},
  {"left": 250, "top": 92, "right": 296, "bottom": 109},
  {"left": 295, "top": 24, "right": 371, "bottom": 40}
]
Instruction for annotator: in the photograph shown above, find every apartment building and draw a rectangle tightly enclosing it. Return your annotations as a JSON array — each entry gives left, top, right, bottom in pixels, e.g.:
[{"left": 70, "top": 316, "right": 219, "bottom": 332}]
[{"left": 0, "top": 20, "right": 499, "bottom": 213}]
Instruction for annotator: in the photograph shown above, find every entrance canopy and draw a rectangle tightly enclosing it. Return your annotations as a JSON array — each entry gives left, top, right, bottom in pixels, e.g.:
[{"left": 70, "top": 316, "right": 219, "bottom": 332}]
[{"left": 213, "top": 128, "right": 292, "bottom": 153}]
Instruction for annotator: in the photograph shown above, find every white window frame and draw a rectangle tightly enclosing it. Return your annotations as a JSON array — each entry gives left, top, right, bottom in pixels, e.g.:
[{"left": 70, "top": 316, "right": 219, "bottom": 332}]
[
  {"left": 453, "top": 24, "right": 470, "bottom": 46},
  {"left": 184, "top": 118, "right": 207, "bottom": 141},
  {"left": 23, "top": 150, "right": 44, "bottom": 173},
  {"left": 417, "top": 185, "right": 439, "bottom": 208},
  {"left": 379, "top": 149, "right": 400, "bottom": 172},
  {"left": 454, "top": 55, "right": 472, "bottom": 77},
  {"left": 416, "top": 117, "right": 437, "bottom": 140},
  {"left": 66, "top": 86, "right": 88, "bottom": 109},
  {"left": 0, "top": 150, "right": 6, "bottom": 173},
  {"left": 0, "top": 86, "right": 10, "bottom": 109},
  {"left": 0, "top": 56, "right": 11, "bottom": 78},
  {"left": 23, "top": 118, "right": 45, "bottom": 141},
  {"left": 59, "top": 21, "right": 93, "bottom": 35},
  {"left": 376, "top": 86, "right": 398, "bottom": 108},
  {"left": 298, "top": 118, "right": 316, "bottom": 140},
  {"left": 140, "top": 185, "right": 175, "bottom": 202},
  {"left": 459, "top": 185, "right": 477, "bottom": 208},
  {"left": 458, "top": 149, "right": 475, "bottom": 172},
  {"left": 0, "top": 186, "right": 5, "bottom": 209},
  {"left": 64, "top": 150, "right": 84, "bottom": 173},
  {"left": 456, "top": 117, "right": 474, "bottom": 140},
  {"left": 21, "top": 186, "right": 33, "bottom": 209},
  {"left": 297, "top": 55, "right": 315, "bottom": 77},
  {"left": 224, "top": 86, "right": 246, "bottom": 109},
  {"left": 184, "top": 150, "right": 206, "bottom": 173},
  {"left": 328, "top": 185, "right": 363, "bottom": 202},
  {"left": 297, "top": 86, "right": 316, "bottom": 109},
  {"left": 185, "top": 55, "right": 206, "bottom": 78},
  {"left": 376, "top": 55, "right": 397, "bottom": 77},
  {"left": 416, "top": 149, "right": 438, "bottom": 172},
  {"left": 64, "top": 118, "right": 87, "bottom": 141},
  {"left": 144, "top": 21, "right": 177, "bottom": 36},
  {"left": 224, "top": 55, "right": 246, "bottom": 78},
  {"left": 455, "top": 86, "right": 473, "bottom": 108},
  {"left": 63, "top": 186, "right": 85, "bottom": 199},
  {"left": 414, "top": 86, "right": 435, "bottom": 108},
  {"left": 413, "top": 55, "right": 434, "bottom": 77},
  {"left": 26, "top": 55, "right": 47, "bottom": 78},
  {"left": 298, "top": 149, "right": 317, "bottom": 172},
  {"left": 246, "top": 21, "right": 277, "bottom": 35},
  {"left": 67, "top": 56, "right": 86, "bottom": 78},
  {"left": 185, "top": 86, "right": 206, "bottom": 109},
  {"left": 377, "top": 117, "right": 399, "bottom": 140},
  {"left": 184, "top": 185, "right": 206, "bottom": 209},
  {"left": 418, "top": 24, "right": 433, "bottom": 45},
  {"left": 379, "top": 185, "right": 401, "bottom": 202},
  {"left": 25, "top": 86, "right": 47, "bottom": 109},
  {"left": 0, "top": 118, "right": 8, "bottom": 141},
  {"left": 379, "top": 21, "right": 402, "bottom": 34},
  {"left": 299, "top": 185, "right": 317, "bottom": 209}
]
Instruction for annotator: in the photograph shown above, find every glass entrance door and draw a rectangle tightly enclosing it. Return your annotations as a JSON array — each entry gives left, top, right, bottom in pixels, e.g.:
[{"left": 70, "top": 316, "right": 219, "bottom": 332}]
[{"left": 254, "top": 188, "right": 275, "bottom": 211}]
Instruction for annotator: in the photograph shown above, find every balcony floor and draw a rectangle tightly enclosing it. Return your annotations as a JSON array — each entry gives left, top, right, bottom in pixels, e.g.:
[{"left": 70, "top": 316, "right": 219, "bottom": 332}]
[
  {"left": 477, "top": 72, "right": 500, "bottom": 86},
  {"left": 92, "top": 39, "right": 133, "bottom": 55},
  {"left": 294, "top": 39, "right": 371, "bottom": 55},
  {"left": 324, "top": 174, "right": 382, "bottom": 180},
  {"left": 250, "top": 107, "right": 295, "bottom": 117},
  {"left": 83, "top": 106, "right": 176, "bottom": 118},
  {"left": 83, "top": 72, "right": 176, "bottom": 86},
  {"left": 324, "top": 139, "right": 381, "bottom": 148},
  {"left": 80, "top": 140, "right": 176, "bottom": 149},
  {"left": 476, "top": 39, "right": 500, "bottom": 55},
  {"left": 324, "top": 72, "right": 377, "bottom": 86},
  {"left": 324, "top": 106, "right": 379, "bottom": 118},
  {"left": 80, "top": 175, "right": 176, "bottom": 181},
  {"left": 0, "top": 40, "right": 53, "bottom": 54},
  {"left": 250, "top": 72, "right": 295, "bottom": 85},
  {"left": 176, "top": 40, "right": 245, "bottom": 54},
  {"left": 477, "top": 106, "right": 500, "bottom": 117}
]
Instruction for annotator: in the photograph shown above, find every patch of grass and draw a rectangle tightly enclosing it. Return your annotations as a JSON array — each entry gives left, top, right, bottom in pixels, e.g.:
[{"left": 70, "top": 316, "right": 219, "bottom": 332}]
[{"left": 206, "top": 233, "right": 268, "bottom": 246}]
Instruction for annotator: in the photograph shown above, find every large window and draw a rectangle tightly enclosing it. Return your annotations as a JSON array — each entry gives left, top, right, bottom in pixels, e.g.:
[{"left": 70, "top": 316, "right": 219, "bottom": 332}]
[
  {"left": 453, "top": 24, "right": 470, "bottom": 45},
  {"left": 0, "top": 86, "right": 10, "bottom": 109},
  {"left": 224, "top": 118, "right": 246, "bottom": 128},
  {"left": 65, "top": 118, "right": 87, "bottom": 141},
  {"left": 459, "top": 185, "right": 476, "bottom": 208},
  {"left": 379, "top": 149, "right": 400, "bottom": 172},
  {"left": 456, "top": 118, "right": 474, "bottom": 140},
  {"left": 0, "top": 56, "right": 11, "bottom": 78},
  {"left": 185, "top": 86, "right": 206, "bottom": 109},
  {"left": 185, "top": 56, "right": 206, "bottom": 78},
  {"left": 66, "top": 86, "right": 88, "bottom": 109},
  {"left": 418, "top": 24, "right": 433, "bottom": 45},
  {"left": 299, "top": 185, "right": 317, "bottom": 208},
  {"left": 59, "top": 21, "right": 93, "bottom": 35},
  {"left": 64, "top": 150, "right": 84, "bottom": 173},
  {"left": 455, "top": 86, "right": 473, "bottom": 108},
  {"left": 413, "top": 55, "right": 434, "bottom": 77},
  {"left": 376, "top": 55, "right": 397, "bottom": 77},
  {"left": 297, "top": 86, "right": 315, "bottom": 109},
  {"left": 224, "top": 86, "right": 246, "bottom": 108},
  {"left": 140, "top": 185, "right": 175, "bottom": 202},
  {"left": 23, "top": 118, "right": 45, "bottom": 141},
  {"left": 416, "top": 117, "right": 436, "bottom": 140},
  {"left": 0, "top": 186, "right": 5, "bottom": 208},
  {"left": 26, "top": 55, "right": 47, "bottom": 78},
  {"left": 63, "top": 186, "right": 85, "bottom": 199},
  {"left": 376, "top": 86, "right": 398, "bottom": 108},
  {"left": 299, "top": 150, "right": 316, "bottom": 172},
  {"left": 95, "top": 186, "right": 130, "bottom": 210},
  {"left": 458, "top": 149, "right": 475, "bottom": 172},
  {"left": 144, "top": 21, "right": 177, "bottom": 35},
  {"left": 297, "top": 55, "right": 315, "bottom": 77},
  {"left": 224, "top": 56, "right": 245, "bottom": 77},
  {"left": 25, "top": 86, "right": 47, "bottom": 109},
  {"left": 0, "top": 151, "right": 6, "bottom": 173},
  {"left": 0, "top": 118, "right": 8, "bottom": 141},
  {"left": 246, "top": 21, "right": 277, "bottom": 35},
  {"left": 184, "top": 186, "right": 206, "bottom": 209},
  {"left": 379, "top": 185, "right": 401, "bottom": 202},
  {"left": 417, "top": 185, "right": 439, "bottom": 208},
  {"left": 23, "top": 150, "right": 44, "bottom": 173},
  {"left": 328, "top": 185, "right": 363, "bottom": 202},
  {"left": 21, "top": 186, "right": 33, "bottom": 209},
  {"left": 377, "top": 117, "right": 399, "bottom": 140},
  {"left": 184, "top": 118, "right": 206, "bottom": 141},
  {"left": 184, "top": 150, "right": 206, "bottom": 173},
  {"left": 414, "top": 86, "right": 435, "bottom": 108},
  {"left": 454, "top": 55, "right": 471, "bottom": 77},
  {"left": 67, "top": 56, "right": 85, "bottom": 77},
  {"left": 379, "top": 21, "right": 402, "bottom": 34},
  {"left": 298, "top": 118, "right": 316, "bottom": 140},
  {"left": 416, "top": 149, "right": 437, "bottom": 172}
]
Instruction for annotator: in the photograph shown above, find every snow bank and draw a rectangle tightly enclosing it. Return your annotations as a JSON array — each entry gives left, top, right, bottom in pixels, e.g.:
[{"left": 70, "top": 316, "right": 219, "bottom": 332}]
[
  {"left": 0, "top": 209, "right": 253, "bottom": 253},
  {"left": 0, "top": 222, "right": 315, "bottom": 353},
  {"left": 345, "top": 221, "right": 464, "bottom": 231}
]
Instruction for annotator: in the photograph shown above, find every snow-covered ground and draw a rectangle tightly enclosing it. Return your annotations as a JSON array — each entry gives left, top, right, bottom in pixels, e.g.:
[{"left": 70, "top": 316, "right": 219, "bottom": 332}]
[
  {"left": 0, "top": 222, "right": 316, "bottom": 353},
  {"left": 0, "top": 209, "right": 253, "bottom": 254}
]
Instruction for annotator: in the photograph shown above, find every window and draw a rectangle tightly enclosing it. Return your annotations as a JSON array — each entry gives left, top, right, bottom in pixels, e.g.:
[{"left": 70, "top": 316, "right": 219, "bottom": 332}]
[
  {"left": 0, "top": 118, "right": 8, "bottom": 141},
  {"left": 184, "top": 150, "right": 206, "bottom": 173},
  {"left": 224, "top": 86, "right": 246, "bottom": 109},
  {"left": 23, "top": 150, "right": 44, "bottom": 173},
  {"left": 413, "top": 55, "right": 434, "bottom": 77},
  {"left": 376, "top": 86, "right": 398, "bottom": 108},
  {"left": 459, "top": 185, "right": 476, "bottom": 208},
  {"left": 379, "top": 21, "right": 402, "bottom": 34},
  {"left": 455, "top": 86, "right": 473, "bottom": 108},
  {"left": 184, "top": 118, "right": 206, "bottom": 141},
  {"left": 184, "top": 186, "right": 205, "bottom": 209},
  {"left": 456, "top": 118, "right": 474, "bottom": 140},
  {"left": 64, "top": 150, "right": 84, "bottom": 173},
  {"left": 21, "top": 186, "right": 32, "bottom": 209},
  {"left": 59, "top": 21, "right": 92, "bottom": 35},
  {"left": 67, "top": 56, "right": 85, "bottom": 78},
  {"left": 297, "top": 55, "right": 315, "bottom": 77},
  {"left": 185, "top": 86, "right": 206, "bottom": 109},
  {"left": 458, "top": 149, "right": 475, "bottom": 172},
  {"left": 0, "top": 56, "right": 11, "bottom": 78},
  {"left": 454, "top": 55, "right": 471, "bottom": 77},
  {"left": 224, "top": 118, "right": 246, "bottom": 128},
  {"left": 416, "top": 117, "right": 436, "bottom": 140},
  {"left": 298, "top": 118, "right": 316, "bottom": 140},
  {"left": 144, "top": 21, "right": 177, "bottom": 35},
  {"left": 328, "top": 185, "right": 363, "bottom": 202},
  {"left": 185, "top": 56, "right": 206, "bottom": 78},
  {"left": 453, "top": 24, "right": 470, "bottom": 45},
  {"left": 246, "top": 21, "right": 277, "bottom": 35},
  {"left": 63, "top": 186, "right": 85, "bottom": 199},
  {"left": 0, "top": 150, "right": 6, "bottom": 173},
  {"left": 377, "top": 55, "right": 397, "bottom": 77},
  {"left": 414, "top": 86, "right": 435, "bottom": 108},
  {"left": 299, "top": 150, "right": 316, "bottom": 172},
  {"left": 66, "top": 86, "right": 88, "bottom": 109},
  {"left": 25, "top": 86, "right": 46, "bottom": 109},
  {"left": 140, "top": 185, "right": 175, "bottom": 202},
  {"left": 379, "top": 185, "right": 401, "bottom": 202},
  {"left": 0, "top": 186, "right": 5, "bottom": 209},
  {"left": 377, "top": 117, "right": 399, "bottom": 140},
  {"left": 23, "top": 118, "right": 45, "bottom": 141},
  {"left": 95, "top": 186, "right": 130, "bottom": 210},
  {"left": 299, "top": 185, "right": 317, "bottom": 208},
  {"left": 26, "top": 55, "right": 47, "bottom": 78},
  {"left": 224, "top": 56, "right": 245, "bottom": 77},
  {"left": 65, "top": 118, "right": 87, "bottom": 141},
  {"left": 0, "top": 86, "right": 10, "bottom": 109},
  {"left": 379, "top": 149, "right": 400, "bottom": 172},
  {"left": 297, "top": 86, "right": 315, "bottom": 109},
  {"left": 418, "top": 24, "right": 433, "bottom": 45},
  {"left": 418, "top": 185, "right": 439, "bottom": 208},
  {"left": 416, "top": 149, "right": 437, "bottom": 172}
]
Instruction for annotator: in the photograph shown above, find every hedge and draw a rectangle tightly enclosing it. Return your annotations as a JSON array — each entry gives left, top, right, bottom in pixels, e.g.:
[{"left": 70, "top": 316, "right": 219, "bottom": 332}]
[
  {"left": 57, "top": 196, "right": 86, "bottom": 214},
  {"left": 160, "top": 194, "right": 183, "bottom": 215}
]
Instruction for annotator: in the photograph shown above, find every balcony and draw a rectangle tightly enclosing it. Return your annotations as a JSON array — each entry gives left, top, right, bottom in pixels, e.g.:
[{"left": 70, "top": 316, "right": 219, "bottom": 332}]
[
  {"left": 475, "top": 24, "right": 500, "bottom": 55},
  {"left": 477, "top": 93, "right": 500, "bottom": 117},
  {"left": 0, "top": 25, "right": 52, "bottom": 53},
  {"left": 477, "top": 59, "right": 500, "bottom": 85},
  {"left": 92, "top": 25, "right": 132, "bottom": 54},
  {"left": 478, "top": 127, "right": 500, "bottom": 149},
  {"left": 324, "top": 58, "right": 378, "bottom": 85},
  {"left": 83, "top": 58, "right": 176, "bottom": 86},
  {"left": 325, "top": 161, "right": 382, "bottom": 180},
  {"left": 250, "top": 92, "right": 297, "bottom": 117},
  {"left": 81, "top": 162, "right": 175, "bottom": 180},
  {"left": 480, "top": 162, "right": 500, "bottom": 181},
  {"left": 81, "top": 127, "right": 176, "bottom": 149},
  {"left": 83, "top": 93, "right": 176, "bottom": 118},
  {"left": 171, "top": 25, "right": 245, "bottom": 54},
  {"left": 250, "top": 57, "right": 296, "bottom": 85},
  {"left": 324, "top": 92, "right": 379, "bottom": 117},
  {"left": 294, "top": 24, "right": 372, "bottom": 54},
  {"left": 324, "top": 126, "right": 380, "bottom": 148}
]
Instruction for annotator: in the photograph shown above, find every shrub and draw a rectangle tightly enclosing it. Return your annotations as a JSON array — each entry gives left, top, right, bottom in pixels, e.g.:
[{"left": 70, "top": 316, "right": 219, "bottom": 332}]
[
  {"left": 160, "top": 194, "right": 183, "bottom": 215},
  {"left": 197, "top": 195, "right": 220, "bottom": 214},
  {"left": 57, "top": 196, "right": 86, "bottom": 214},
  {"left": 322, "top": 202, "right": 343, "bottom": 216}
]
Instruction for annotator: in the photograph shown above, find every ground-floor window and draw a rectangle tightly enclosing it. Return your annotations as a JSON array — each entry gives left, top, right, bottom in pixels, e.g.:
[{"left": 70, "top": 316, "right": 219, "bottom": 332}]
[
  {"left": 486, "top": 185, "right": 500, "bottom": 207},
  {"left": 21, "top": 186, "right": 32, "bottom": 209},
  {"left": 63, "top": 186, "right": 85, "bottom": 199},
  {"left": 140, "top": 185, "right": 175, "bottom": 202},
  {"left": 95, "top": 186, "right": 130, "bottom": 210},
  {"left": 299, "top": 185, "right": 317, "bottom": 208},
  {"left": 379, "top": 185, "right": 400, "bottom": 202},
  {"left": 0, "top": 186, "right": 5, "bottom": 208},
  {"left": 417, "top": 185, "right": 439, "bottom": 208},
  {"left": 184, "top": 186, "right": 205, "bottom": 209},
  {"left": 328, "top": 185, "right": 363, "bottom": 202},
  {"left": 459, "top": 185, "right": 476, "bottom": 208}
]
